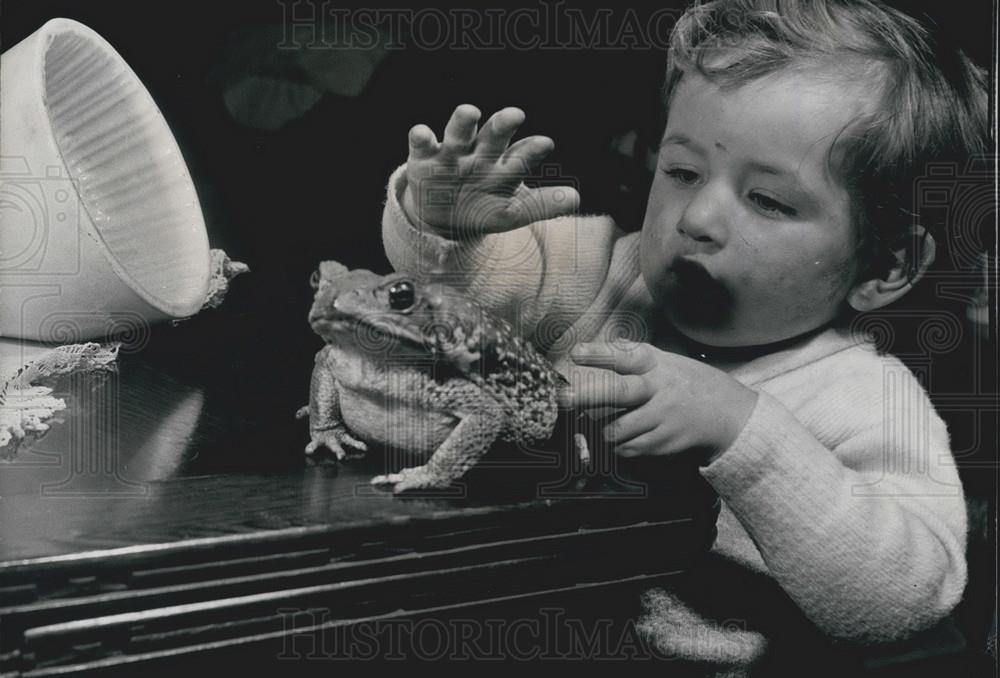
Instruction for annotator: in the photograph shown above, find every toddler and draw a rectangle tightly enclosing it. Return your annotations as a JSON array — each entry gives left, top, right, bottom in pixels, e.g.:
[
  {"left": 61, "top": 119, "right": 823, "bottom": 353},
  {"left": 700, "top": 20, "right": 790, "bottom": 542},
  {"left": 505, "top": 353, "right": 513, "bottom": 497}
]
[{"left": 379, "top": 0, "right": 988, "bottom": 673}]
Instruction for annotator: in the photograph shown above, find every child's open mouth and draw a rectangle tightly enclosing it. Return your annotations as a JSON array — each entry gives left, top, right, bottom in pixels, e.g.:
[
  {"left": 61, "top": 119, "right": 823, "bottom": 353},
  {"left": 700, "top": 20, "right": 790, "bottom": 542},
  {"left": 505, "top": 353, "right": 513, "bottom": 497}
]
[{"left": 666, "top": 258, "right": 733, "bottom": 326}]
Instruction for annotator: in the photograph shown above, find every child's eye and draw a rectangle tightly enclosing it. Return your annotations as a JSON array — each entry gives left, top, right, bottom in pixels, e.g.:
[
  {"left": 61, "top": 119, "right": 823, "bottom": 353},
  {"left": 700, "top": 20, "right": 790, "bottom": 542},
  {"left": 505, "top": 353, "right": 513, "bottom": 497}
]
[
  {"left": 662, "top": 167, "right": 701, "bottom": 186},
  {"left": 749, "top": 191, "right": 797, "bottom": 217}
]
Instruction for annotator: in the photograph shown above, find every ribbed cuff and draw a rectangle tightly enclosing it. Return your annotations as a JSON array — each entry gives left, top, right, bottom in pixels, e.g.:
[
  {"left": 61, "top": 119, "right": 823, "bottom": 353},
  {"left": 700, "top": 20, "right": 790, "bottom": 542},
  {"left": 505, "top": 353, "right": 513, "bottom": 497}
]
[{"left": 382, "top": 163, "right": 455, "bottom": 266}]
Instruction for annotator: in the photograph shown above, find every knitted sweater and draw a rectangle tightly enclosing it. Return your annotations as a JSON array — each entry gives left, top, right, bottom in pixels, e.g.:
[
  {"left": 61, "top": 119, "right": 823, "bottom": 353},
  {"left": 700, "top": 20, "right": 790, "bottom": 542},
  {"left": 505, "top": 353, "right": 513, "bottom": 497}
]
[{"left": 381, "top": 165, "right": 967, "bottom": 672}]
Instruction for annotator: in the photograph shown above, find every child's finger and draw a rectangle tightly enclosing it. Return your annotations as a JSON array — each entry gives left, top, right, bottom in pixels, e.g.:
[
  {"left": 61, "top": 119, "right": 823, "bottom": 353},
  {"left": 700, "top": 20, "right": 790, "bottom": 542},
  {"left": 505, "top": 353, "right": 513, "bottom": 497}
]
[
  {"left": 475, "top": 107, "right": 526, "bottom": 157},
  {"left": 567, "top": 372, "right": 652, "bottom": 409},
  {"left": 614, "top": 429, "right": 661, "bottom": 458},
  {"left": 407, "top": 124, "right": 440, "bottom": 159},
  {"left": 500, "top": 135, "right": 554, "bottom": 174},
  {"left": 572, "top": 340, "right": 655, "bottom": 375},
  {"left": 603, "top": 408, "right": 657, "bottom": 446},
  {"left": 442, "top": 104, "right": 481, "bottom": 152}
]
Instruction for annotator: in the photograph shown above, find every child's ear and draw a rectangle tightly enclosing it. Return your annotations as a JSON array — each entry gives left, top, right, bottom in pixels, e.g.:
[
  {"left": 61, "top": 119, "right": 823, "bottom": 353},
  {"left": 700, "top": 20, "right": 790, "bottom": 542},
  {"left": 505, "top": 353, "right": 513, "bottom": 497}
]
[{"left": 847, "top": 228, "right": 936, "bottom": 312}]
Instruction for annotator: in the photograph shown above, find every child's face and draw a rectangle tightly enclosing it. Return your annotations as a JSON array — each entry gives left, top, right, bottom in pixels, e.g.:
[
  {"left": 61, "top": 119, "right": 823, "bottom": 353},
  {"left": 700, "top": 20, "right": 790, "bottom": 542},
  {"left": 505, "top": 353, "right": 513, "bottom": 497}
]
[{"left": 640, "top": 70, "right": 868, "bottom": 347}]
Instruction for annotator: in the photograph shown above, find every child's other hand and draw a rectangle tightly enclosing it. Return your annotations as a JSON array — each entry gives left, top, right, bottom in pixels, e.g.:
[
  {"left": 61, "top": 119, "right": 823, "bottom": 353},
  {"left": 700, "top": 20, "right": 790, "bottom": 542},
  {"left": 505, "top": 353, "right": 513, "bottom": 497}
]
[
  {"left": 401, "top": 104, "right": 580, "bottom": 236},
  {"left": 563, "top": 341, "right": 759, "bottom": 464}
]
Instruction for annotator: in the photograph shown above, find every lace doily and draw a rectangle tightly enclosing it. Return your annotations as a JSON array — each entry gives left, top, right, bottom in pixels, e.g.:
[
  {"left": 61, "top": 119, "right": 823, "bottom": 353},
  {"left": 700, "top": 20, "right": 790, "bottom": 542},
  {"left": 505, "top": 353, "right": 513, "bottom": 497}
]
[{"left": 0, "top": 343, "right": 119, "bottom": 454}]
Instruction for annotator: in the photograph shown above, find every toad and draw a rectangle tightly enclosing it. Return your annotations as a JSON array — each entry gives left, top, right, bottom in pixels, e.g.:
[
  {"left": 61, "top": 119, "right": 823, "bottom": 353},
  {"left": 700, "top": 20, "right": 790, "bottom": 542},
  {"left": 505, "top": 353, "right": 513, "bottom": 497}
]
[{"left": 298, "top": 260, "right": 580, "bottom": 493}]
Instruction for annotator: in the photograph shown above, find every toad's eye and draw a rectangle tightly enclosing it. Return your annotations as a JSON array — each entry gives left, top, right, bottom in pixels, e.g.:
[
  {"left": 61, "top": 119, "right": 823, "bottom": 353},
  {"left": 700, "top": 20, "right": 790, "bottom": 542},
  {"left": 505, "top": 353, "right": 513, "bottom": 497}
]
[
  {"left": 309, "top": 269, "right": 321, "bottom": 290},
  {"left": 389, "top": 281, "right": 416, "bottom": 310}
]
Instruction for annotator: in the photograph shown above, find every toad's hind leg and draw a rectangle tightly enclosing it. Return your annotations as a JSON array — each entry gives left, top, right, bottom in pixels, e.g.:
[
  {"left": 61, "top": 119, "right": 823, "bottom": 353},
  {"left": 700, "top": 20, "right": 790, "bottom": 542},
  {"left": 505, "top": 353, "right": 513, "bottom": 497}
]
[{"left": 371, "top": 385, "right": 504, "bottom": 493}]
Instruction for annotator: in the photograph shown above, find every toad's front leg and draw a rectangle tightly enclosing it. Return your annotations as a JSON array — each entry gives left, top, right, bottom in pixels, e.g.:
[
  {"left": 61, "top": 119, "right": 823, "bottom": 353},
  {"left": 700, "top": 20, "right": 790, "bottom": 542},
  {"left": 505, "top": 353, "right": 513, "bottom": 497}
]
[
  {"left": 301, "top": 346, "right": 368, "bottom": 460},
  {"left": 371, "top": 384, "right": 504, "bottom": 493}
]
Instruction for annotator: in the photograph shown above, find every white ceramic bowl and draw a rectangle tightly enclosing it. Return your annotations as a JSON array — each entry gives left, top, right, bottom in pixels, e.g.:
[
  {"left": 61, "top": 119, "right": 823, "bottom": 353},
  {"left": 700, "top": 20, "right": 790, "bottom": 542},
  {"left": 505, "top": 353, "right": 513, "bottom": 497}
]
[{"left": 0, "top": 18, "right": 210, "bottom": 341}]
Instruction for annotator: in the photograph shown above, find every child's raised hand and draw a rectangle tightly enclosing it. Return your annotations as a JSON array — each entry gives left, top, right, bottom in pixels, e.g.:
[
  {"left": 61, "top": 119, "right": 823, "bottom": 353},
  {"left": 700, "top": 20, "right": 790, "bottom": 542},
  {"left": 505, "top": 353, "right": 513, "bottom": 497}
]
[
  {"left": 564, "top": 341, "right": 759, "bottom": 464},
  {"left": 401, "top": 104, "right": 581, "bottom": 236}
]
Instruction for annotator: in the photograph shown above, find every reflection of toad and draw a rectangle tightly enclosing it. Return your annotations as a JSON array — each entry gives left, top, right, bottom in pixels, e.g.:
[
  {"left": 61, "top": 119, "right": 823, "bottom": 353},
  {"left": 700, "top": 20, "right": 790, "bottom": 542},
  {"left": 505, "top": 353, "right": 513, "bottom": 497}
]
[{"left": 298, "top": 261, "right": 571, "bottom": 493}]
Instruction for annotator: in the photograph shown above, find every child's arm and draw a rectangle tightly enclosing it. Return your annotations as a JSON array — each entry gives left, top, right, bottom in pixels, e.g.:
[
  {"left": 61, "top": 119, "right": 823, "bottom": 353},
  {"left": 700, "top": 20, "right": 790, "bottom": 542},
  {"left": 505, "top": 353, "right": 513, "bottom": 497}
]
[
  {"left": 703, "top": 376, "right": 966, "bottom": 643},
  {"left": 382, "top": 105, "right": 631, "bottom": 349},
  {"left": 568, "top": 341, "right": 967, "bottom": 643}
]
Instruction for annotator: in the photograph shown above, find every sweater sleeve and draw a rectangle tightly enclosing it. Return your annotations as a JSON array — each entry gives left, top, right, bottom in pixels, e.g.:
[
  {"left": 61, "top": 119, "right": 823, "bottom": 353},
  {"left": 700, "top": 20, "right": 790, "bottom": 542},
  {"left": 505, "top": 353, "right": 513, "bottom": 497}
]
[
  {"left": 381, "top": 163, "right": 628, "bottom": 349},
  {"left": 701, "top": 365, "right": 968, "bottom": 644}
]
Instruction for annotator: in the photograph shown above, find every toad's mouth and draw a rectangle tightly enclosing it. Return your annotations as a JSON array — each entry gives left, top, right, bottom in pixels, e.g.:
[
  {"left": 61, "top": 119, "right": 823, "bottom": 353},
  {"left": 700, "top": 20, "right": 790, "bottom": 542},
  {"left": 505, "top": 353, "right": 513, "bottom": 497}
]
[{"left": 320, "top": 313, "right": 430, "bottom": 352}]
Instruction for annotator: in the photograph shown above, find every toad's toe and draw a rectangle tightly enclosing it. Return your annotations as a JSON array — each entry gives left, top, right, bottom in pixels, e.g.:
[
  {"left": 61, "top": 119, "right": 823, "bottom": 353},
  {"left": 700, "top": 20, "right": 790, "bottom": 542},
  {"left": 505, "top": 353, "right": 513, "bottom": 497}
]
[{"left": 371, "top": 466, "right": 449, "bottom": 493}]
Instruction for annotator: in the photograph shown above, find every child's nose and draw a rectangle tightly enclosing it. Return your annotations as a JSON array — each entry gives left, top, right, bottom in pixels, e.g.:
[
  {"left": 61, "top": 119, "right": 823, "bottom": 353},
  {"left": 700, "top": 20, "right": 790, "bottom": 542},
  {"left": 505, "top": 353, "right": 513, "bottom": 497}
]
[{"left": 677, "top": 186, "right": 727, "bottom": 246}]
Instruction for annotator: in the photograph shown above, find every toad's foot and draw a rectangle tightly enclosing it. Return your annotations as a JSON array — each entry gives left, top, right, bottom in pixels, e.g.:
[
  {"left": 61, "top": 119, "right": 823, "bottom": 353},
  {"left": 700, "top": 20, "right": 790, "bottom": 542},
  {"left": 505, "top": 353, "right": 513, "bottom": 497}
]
[
  {"left": 305, "top": 428, "right": 368, "bottom": 460},
  {"left": 370, "top": 465, "right": 449, "bottom": 493}
]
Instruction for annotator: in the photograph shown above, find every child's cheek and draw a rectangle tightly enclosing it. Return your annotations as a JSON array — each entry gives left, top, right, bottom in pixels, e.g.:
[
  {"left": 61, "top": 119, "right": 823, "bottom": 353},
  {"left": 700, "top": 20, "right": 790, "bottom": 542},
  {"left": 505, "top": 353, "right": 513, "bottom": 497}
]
[
  {"left": 639, "top": 214, "right": 673, "bottom": 289},
  {"left": 776, "top": 258, "right": 853, "bottom": 322}
]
